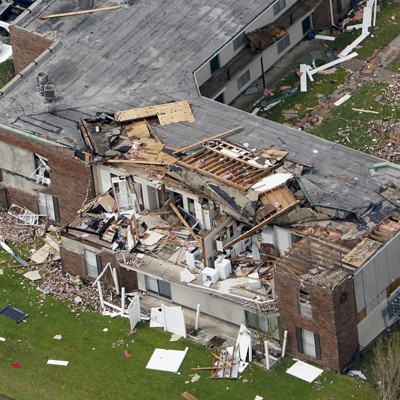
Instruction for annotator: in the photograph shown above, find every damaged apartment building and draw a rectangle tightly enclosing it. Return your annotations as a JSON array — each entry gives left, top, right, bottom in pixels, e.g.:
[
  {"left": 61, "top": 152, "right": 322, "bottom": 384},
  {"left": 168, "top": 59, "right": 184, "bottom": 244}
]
[{"left": 0, "top": 0, "right": 399, "bottom": 373}]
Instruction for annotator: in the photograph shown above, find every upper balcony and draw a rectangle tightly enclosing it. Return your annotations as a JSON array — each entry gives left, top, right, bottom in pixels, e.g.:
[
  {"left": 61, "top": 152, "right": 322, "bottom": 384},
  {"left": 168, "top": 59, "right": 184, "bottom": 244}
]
[{"left": 199, "top": 0, "right": 322, "bottom": 100}]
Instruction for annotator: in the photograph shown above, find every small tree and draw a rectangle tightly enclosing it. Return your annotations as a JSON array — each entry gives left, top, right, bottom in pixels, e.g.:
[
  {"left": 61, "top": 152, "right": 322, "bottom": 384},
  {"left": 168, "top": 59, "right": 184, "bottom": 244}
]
[{"left": 372, "top": 331, "right": 400, "bottom": 400}]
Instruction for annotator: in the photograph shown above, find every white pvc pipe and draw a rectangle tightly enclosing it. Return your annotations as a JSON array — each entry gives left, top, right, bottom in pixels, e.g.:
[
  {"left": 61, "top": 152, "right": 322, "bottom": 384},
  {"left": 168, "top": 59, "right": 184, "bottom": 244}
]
[
  {"left": 195, "top": 304, "right": 200, "bottom": 330},
  {"left": 282, "top": 330, "right": 288, "bottom": 358},
  {"left": 97, "top": 281, "right": 105, "bottom": 309},
  {"left": 121, "top": 287, "right": 125, "bottom": 316},
  {"left": 265, "top": 341, "right": 270, "bottom": 370}
]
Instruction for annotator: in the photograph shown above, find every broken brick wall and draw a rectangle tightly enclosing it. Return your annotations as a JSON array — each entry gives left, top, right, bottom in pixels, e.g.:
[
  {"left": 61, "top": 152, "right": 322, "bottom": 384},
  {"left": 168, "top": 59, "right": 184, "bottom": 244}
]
[
  {"left": 98, "top": 250, "right": 138, "bottom": 292},
  {"left": 10, "top": 26, "right": 54, "bottom": 75},
  {"left": 275, "top": 269, "right": 358, "bottom": 371},
  {"left": 60, "top": 246, "right": 86, "bottom": 277},
  {"left": 0, "top": 129, "right": 92, "bottom": 225},
  {"left": 312, "top": 0, "right": 352, "bottom": 29}
]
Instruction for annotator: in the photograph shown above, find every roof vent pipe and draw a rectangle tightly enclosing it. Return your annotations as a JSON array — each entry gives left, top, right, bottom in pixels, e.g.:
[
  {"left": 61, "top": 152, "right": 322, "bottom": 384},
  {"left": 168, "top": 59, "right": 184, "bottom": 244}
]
[
  {"left": 44, "top": 84, "right": 55, "bottom": 102},
  {"left": 36, "top": 71, "right": 48, "bottom": 95}
]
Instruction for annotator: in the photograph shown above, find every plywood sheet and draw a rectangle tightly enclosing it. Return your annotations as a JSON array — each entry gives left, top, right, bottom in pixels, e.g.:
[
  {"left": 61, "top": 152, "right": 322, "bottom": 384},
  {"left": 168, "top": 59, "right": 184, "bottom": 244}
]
[
  {"left": 342, "top": 238, "right": 381, "bottom": 267},
  {"left": 115, "top": 101, "right": 195, "bottom": 125},
  {"left": 124, "top": 121, "right": 150, "bottom": 138}
]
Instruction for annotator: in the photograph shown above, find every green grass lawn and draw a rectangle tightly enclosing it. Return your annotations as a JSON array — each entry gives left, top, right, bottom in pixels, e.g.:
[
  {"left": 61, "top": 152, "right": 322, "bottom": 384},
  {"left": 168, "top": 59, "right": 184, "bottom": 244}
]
[
  {"left": 329, "top": 0, "right": 400, "bottom": 59},
  {"left": 0, "top": 242, "right": 378, "bottom": 400},
  {"left": 255, "top": 68, "right": 348, "bottom": 124},
  {"left": 0, "top": 59, "right": 14, "bottom": 88},
  {"left": 309, "top": 82, "right": 395, "bottom": 152}
]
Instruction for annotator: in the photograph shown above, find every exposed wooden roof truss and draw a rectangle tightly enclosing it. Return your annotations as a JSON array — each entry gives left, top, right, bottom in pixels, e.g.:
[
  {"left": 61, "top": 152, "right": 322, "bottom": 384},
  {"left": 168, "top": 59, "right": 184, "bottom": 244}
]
[
  {"left": 178, "top": 140, "right": 273, "bottom": 190},
  {"left": 276, "top": 236, "right": 351, "bottom": 275}
]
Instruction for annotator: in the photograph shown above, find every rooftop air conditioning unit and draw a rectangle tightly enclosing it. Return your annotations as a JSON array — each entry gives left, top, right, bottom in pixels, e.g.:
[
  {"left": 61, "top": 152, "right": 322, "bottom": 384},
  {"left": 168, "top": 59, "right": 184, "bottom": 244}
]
[
  {"left": 202, "top": 267, "right": 220, "bottom": 286},
  {"left": 214, "top": 256, "right": 231, "bottom": 280},
  {"left": 186, "top": 247, "right": 201, "bottom": 268}
]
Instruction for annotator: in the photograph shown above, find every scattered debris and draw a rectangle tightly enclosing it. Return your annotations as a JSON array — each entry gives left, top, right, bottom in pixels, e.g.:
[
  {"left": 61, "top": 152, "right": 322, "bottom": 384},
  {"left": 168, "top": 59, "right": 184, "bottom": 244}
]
[
  {"left": 348, "top": 370, "right": 367, "bottom": 380},
  {"left": 334, "top": 94, "right": 351, "bottom": 106},
  {"left": 11, "top": 363, "right": 21, "bottom": 369},
  {"left": 53, "top": 335, "right": 62, "bottom": 340}
]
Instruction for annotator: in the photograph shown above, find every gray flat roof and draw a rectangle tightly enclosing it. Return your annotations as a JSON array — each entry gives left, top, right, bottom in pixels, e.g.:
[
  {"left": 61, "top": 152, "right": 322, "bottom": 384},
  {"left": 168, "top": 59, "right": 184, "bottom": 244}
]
[
  {"left": 0, "top": 0, "right": 276, "bottom": 143},
  {"left": 0, "top": 0, "right": 398, "bottom": 223}
]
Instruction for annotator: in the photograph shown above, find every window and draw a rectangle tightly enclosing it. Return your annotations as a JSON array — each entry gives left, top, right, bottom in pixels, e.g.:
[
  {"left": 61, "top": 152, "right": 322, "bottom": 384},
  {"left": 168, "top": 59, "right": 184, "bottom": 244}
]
[
  {"left": 245, "top": 310, "right": 269, "bottom": 332},
  {"left": 298, "top": 290, "right": 312, "bottom": 318},
  {"left": 277, "top": 34, "right": 290, "bottom": 54},
  {"left": 237, "top": 69, "right": 250, "bottom": 90},
  {"left": 296, "top": 327, "right": 321, "bottom": 359},
  {"left": 84, "top": 250, "right": 101, "bottom": 278},
  {"left": 273, "top": 0, "right": 286, "bottom": 15},
  {"left": 37, "top": 192, "right": 60, "bottom": 222},
  {"left": 210, "top": 54, "right": 220, "bottom": 74},
  {"left": 111, "top": 176, "right": 135, "bottom": 213},
  {"left": 302, "top": 16, "right": 311, "bottom": 35},
  {"left": 146, "top": 276, "right": 172, "bottom": 299},
  {"left": 233, "top": 32, "right": 248, "bottom": 51},
  {"left": 277, "top": 35, "right": 290, "bottom": 54},
  {"left": 214, "top": 92, "right": 225, "bottom": 103},
  {"left": 33, "top": 154, "right": 50, "bottom": 185}
]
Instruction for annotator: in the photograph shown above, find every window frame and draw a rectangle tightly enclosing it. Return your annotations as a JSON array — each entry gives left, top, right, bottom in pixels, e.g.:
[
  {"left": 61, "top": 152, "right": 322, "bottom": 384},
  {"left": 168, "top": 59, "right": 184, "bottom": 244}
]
[
  {"left": 37, "top": 192, "right": 60, "bottom": 222},
  {"left": 277, "top": 34, "right": 290, "bottom": 54},
  {"left": 298, "top": 289, "right": 312, "bottom": 318},
  {"left": 237, "top": 69, "right": 250, "bottom": 90},
  {"left": 233, "top": 32, "right": 248, "bottom": 51},
  {"left": 273, "top": 0, "right": 286, "bottom": 16}
]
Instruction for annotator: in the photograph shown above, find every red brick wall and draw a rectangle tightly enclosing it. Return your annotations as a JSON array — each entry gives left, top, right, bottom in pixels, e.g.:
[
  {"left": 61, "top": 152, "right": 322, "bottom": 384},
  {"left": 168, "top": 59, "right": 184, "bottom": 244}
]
[
  {"left": 0, "top": 129, "right": 92, "bottom": 225},
  {"left": 275, "top": 269, "right": 358, "bottom": 371},
  {"left": 10, "top": 26, "right": 54, "bottom": 75},
  {"left": 60, "top": 237, "right": 138, "bottom": 292},
  {"left": 312, "top": 0, "right": 352, "bottom": 29},
  {"left": 97, "top": 250, "right": 138, "bottom": 292},
  {"left": 60, "top": 246, "right": 86, "bottom": 277}
]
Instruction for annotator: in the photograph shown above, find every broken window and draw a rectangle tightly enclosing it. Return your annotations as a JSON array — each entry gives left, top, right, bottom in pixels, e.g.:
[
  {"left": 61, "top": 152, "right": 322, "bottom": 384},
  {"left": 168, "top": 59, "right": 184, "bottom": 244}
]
[
  {"left": 298, "top": 289, "right": 312, "bottom": 318},
  {"left": 273, "top": 0, "right": 286, "bottom": 15},
  {"left": 245, "top": 310, "right": 269, "bottom": 332},
  {"left": 32, "top": 154, "right": 50, "bottom": 185},
  {"left": 111, "top": 176, "right": 140, "bottom": 213},
  {"left": 84, "top": 250, "right": 101, "bottom": 278},
  {"left": 37, "top": 192, "right": 60, "bottom": 222}
]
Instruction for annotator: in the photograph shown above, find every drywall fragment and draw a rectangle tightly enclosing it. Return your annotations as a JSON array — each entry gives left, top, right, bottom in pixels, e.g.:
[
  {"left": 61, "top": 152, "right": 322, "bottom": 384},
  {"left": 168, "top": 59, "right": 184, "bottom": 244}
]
[
  {"left": 47, "top": 360, "right": 69, "bottom": 366},
  {"left": 314, "top": 34, "right": 335, "bottom": 41},
  {"left": 334, "top": 94, "right": 351, "bottom": 106}
]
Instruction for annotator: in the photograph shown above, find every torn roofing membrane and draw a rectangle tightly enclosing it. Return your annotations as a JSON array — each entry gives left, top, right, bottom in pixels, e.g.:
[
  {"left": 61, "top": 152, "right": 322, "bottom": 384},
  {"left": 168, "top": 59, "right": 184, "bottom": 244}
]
[{"left": 297, "top": 175, "right": 396, "bottom": 221}]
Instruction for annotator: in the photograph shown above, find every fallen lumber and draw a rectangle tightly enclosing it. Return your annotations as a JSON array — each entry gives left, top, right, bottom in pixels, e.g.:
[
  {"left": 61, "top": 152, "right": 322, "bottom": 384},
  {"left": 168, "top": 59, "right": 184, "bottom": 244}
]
[
  {"left": 39, "top": 5, "right": 121, "bottom": 20},
  {"left": 352, "top": 108, "right": 378, "bottom": 114}
]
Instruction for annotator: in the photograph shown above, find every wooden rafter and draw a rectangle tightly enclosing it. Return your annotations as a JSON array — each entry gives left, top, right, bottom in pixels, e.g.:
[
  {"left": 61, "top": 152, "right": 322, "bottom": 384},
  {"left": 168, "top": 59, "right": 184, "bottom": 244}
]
[
  {"left": 169, "top": 202, "right": 202, "bottom": 246},
  {"left": 173, "top": 126, "right": 243, "bottom": 154},
  {"left": 40, "top": 5, "right": 121, "bottom": 19}
]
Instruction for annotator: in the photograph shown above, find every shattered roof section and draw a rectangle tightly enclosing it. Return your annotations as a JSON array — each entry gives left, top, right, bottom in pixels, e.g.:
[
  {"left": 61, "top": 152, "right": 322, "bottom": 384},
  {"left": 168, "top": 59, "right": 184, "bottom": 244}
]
[
  {"left": 114, "top": 100, "right": 195, "bottom": 125},
  {"left": 297, "top": 174, "right": 397, "bottom": 223},
  {"left": 276, "top": 236, "right": 352, "bottom": 284},
  {"left": 178, "top": 139, "right": 283, "bottom": 191}
]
